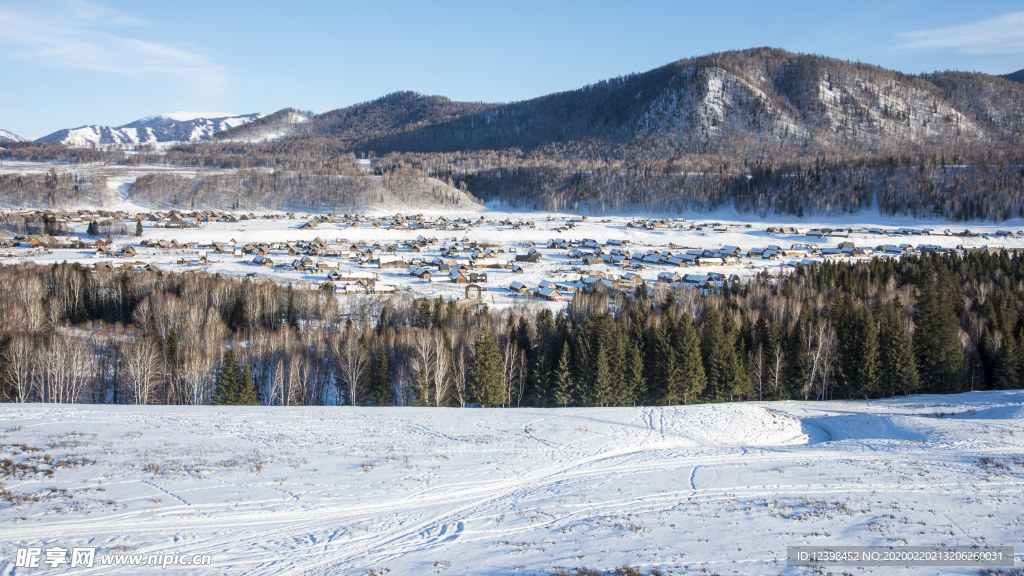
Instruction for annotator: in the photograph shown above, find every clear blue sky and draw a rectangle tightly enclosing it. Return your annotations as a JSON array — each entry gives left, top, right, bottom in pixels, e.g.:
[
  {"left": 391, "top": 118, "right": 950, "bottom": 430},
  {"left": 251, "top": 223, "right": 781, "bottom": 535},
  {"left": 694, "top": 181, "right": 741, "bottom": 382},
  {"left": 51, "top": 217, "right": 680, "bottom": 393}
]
[{"left": 1, "top": 0, "right": 1022, "bottom": 139}]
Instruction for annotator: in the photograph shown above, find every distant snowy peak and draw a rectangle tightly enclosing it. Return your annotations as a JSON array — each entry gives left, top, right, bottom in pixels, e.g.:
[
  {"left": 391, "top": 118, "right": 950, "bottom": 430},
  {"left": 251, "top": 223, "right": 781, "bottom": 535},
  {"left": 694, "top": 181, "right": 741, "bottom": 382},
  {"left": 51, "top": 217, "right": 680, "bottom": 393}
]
[
  {"left": 36, "top": 112, "right": 264, "bottom": 148},
  {"left": 0, "top": 128, "right": 25, "bottom": 143},
  {"left": 141, "top": 111, "right": 239, "bottom": 122}
]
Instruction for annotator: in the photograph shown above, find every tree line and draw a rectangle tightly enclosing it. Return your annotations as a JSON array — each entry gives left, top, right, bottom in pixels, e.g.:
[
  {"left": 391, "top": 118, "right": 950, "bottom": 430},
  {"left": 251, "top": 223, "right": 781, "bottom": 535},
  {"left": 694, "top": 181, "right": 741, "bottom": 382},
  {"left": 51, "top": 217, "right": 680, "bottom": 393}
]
[
  {"left": 2, "top": 251, "right": 1023, "bottom": 407},
  {"left": 0, "top": 171, "right": 111, "bottom": 209},
  {"left": 128, "top": 167, "right": 472, "bottom": 212}
]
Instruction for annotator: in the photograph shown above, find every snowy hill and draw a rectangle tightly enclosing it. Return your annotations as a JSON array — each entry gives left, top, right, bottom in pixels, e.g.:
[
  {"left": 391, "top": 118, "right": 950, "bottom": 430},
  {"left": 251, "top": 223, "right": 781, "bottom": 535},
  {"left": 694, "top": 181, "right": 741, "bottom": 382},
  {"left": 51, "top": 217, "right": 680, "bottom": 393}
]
[
  {"left": 214, "top": 108, "right": 311, "bottom": 142},
  {"left": 0, "top": 128, "right": 24, "bottom": 143},
  {"left": 0, "top": 391, "right": 1021, "bottom": 575},
  {"left": 35, "top": 112, "right": 263, "bottom": 148}
]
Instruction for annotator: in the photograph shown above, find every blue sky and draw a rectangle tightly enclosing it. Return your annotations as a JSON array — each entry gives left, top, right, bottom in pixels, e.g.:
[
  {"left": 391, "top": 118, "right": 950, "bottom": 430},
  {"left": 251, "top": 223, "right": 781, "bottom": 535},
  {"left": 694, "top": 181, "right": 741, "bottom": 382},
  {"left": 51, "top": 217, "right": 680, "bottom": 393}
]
[{"left": 1, "top": 0, "right": 1022, "bottom": 139}]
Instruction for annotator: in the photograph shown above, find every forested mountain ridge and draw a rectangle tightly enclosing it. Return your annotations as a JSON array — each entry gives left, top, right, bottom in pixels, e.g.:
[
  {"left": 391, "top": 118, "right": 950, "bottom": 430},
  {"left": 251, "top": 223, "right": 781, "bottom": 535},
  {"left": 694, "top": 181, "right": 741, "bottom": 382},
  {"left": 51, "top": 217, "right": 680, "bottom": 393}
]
[
  {"left": 296, "top": 48, "right": 1024, "bottom": 156},
  {"left": 305, "top": 92, "right": 496, "bottom": 144},
  {"left": 1003, "top": 69, "right": 1024, "bottom": 83}
]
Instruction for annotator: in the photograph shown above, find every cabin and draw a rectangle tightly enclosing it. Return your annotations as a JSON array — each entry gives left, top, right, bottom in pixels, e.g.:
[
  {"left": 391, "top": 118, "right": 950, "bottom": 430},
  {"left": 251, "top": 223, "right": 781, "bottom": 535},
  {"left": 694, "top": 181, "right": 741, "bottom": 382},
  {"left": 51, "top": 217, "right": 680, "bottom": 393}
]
[
  {"left": 26, "top": 235, "right": 60, "bottom": 249},
  {"left": 408, "top": 266, "right": 433, "bottom": 280},
  {"left": 378, "top": 255, "right": 409, "bottom": 269},
  {"left": 537, "top": 287, "right": 564, "bottom": 301},
  {"left": 515, "top": 248, "right": 541, "bottom": 263}
]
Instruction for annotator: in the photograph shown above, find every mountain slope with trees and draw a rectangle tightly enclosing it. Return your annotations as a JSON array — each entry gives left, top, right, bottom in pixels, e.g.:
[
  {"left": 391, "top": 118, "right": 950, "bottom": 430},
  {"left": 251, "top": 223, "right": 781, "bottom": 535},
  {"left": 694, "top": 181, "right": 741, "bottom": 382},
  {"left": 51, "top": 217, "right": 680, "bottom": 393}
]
[{"left": 333, "top": 48, "right": 1024, "bottom": 156}]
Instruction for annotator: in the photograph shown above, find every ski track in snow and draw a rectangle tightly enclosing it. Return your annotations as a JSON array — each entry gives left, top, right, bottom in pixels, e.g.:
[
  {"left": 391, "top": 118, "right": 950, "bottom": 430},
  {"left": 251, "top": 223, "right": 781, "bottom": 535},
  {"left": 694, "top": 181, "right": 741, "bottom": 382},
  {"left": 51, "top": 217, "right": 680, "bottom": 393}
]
[{"left": 0, "top": 393, "right": 1022, "bottom": 575}]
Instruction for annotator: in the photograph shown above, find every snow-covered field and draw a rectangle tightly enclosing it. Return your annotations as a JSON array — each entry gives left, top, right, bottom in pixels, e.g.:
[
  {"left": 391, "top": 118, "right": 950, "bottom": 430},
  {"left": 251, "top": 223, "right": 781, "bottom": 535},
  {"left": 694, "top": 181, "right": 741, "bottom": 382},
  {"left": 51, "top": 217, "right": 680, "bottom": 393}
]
[{"left": 0, "top": 391, "right": 1021, "bottom": 575}]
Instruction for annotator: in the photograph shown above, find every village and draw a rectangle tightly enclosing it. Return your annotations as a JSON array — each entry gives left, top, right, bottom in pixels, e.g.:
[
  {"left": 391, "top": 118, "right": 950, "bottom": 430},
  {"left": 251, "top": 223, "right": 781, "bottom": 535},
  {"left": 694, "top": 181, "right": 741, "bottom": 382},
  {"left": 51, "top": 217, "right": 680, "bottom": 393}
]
[{"left": 3, "top": 208, "right": 1024, "bottom": 307}]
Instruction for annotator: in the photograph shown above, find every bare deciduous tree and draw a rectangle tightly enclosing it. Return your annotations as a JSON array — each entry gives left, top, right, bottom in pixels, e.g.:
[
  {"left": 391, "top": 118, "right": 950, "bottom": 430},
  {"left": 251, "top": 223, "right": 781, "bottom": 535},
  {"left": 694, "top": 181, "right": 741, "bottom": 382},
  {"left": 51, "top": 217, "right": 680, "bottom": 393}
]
[
  {"left": 334, "top": 332, "right": 369, "bottom": 406},
  {"left": 120, "top": 335, "right": 162, "bottom": 405}
]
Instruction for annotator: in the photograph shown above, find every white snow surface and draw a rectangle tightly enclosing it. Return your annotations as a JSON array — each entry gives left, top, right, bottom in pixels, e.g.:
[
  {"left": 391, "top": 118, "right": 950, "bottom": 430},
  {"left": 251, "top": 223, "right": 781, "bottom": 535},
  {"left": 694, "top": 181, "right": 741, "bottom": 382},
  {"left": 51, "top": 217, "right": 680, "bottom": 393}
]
[{"left": 0, "top": 391, "right": 1021, "bottom": 575}]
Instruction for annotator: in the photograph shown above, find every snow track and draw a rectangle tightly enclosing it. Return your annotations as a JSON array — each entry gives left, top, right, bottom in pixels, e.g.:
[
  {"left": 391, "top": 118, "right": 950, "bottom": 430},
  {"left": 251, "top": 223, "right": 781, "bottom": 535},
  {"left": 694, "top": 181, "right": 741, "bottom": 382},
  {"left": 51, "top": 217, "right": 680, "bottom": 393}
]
[{"left": 1, "top": 392, "right": 1023, "bottom": 575}]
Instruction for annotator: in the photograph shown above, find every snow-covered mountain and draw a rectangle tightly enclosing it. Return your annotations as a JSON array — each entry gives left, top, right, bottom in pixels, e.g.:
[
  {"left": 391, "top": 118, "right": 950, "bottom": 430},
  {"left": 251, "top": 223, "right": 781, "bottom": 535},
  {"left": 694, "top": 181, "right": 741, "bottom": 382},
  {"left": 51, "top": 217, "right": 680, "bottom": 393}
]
[
  {"left": 0, "top": 128, "right": 25, "bottom": 143},
  {"left": 36, "top": 112, "right": 263, "bottom": 148}
]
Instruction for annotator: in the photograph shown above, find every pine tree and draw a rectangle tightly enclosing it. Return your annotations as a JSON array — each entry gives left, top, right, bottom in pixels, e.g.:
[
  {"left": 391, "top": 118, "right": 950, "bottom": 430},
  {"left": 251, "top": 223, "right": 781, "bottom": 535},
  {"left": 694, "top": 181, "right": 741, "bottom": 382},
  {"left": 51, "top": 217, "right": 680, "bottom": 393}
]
[
  {"left": 608, "top": 318, "right": 628, "bottom": 404},
  {"left": 241, "top": 364, "right": 257, "bottom": 404},
  {"left": 591, "top": 344, "right": 613, "bottom": 407},
  {"left": 213, "top": 349, "right": 257, "bottom": 405},
  {"left": 135, "top": 220, "right": 143, "bottom": 237},
  {"left": 467, "top": 328, "right": 505, "bottom": 406},
  {"left": 164, "top": 328, "right": 179, "bottom": 402},
  {"left": 833, "top": 296, "right": 880, "bottom": 398},
  {"left": 371, "top": 347, "right": 392, "bottom": 406},
  {"left": 286, "top": 285, "right": 298, "bottom": 328},
  {"left": 582, "top": 313, "right": 617, "bottom": 407},
  {"left": 994, "top": 330, "right": 1021, "bottom": 390},
  {"left": 877, "top": 300, "right": 919, "bottom": 396},
  {"left": 551, "top": 342, "right": 574, "bottom": 407},
  {"left": 700, "top": 309, "right": 724, "bottom": 401},
  {"left": 643, "top": 323, "right": 676, "bottom": 404},
  {"left": 673, "top": 315, "right": 705, "bottom": 404},
  {"left": 784, "top": 318, "right": 810, "bottom": 399},
  {"left": 701, "top": 309, "right": 741, "bottom": 402},
  {"left": 720, "top": 312, "right": 750, "bottom": 401},
  {"left": 530, "top": 309, "right": 558, "bottom": 404},
  {"left": 914, "top": 262, "right": 965, "bottom": 392},
  {"left": 624, "top": 344, "right": 645, "bottom": 405}
]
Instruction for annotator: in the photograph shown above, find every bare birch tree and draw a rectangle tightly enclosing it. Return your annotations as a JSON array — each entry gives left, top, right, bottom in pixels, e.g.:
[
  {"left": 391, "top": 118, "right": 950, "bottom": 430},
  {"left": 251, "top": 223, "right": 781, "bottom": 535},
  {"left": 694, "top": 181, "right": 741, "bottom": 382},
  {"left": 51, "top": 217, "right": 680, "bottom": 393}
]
[
  {"left": 334, "top": 332, "right": 369, "bottom": 406},
  {"left": 120, "top": 336, "right": 162, "bottom": 405}
]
